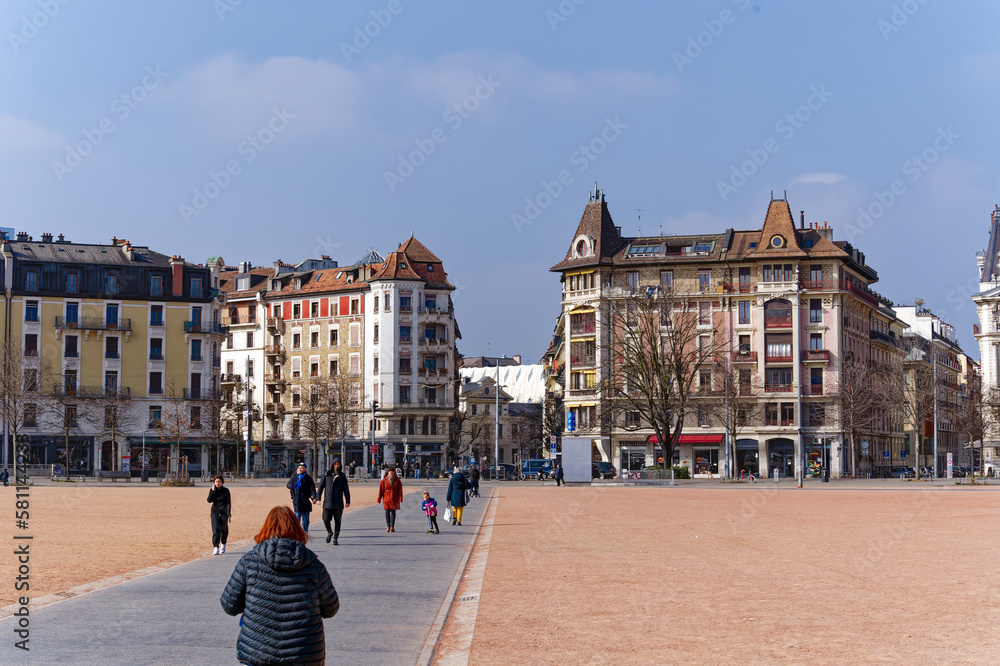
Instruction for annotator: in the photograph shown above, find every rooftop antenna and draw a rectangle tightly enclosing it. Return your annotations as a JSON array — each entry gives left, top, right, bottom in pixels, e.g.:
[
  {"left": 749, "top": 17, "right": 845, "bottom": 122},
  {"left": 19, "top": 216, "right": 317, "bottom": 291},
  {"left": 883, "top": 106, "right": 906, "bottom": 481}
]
[{"left": 635, "top": 207, "right": 646, "bottom": 236}]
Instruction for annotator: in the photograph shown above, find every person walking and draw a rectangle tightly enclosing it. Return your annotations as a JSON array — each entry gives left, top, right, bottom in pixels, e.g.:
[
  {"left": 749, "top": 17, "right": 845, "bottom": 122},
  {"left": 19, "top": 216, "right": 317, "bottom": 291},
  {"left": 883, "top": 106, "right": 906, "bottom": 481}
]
[
  {"left": 317, "top": 459, "right": 351, "bottom": 545},
  {"left": 348, "top": 460, "right": 356, "bottom": 479},
  {"left": 469, "top": 464, "right": 480, "bottom": 498},
  {"left": 0, "top": 468, "right": 9, "bottom": 487},
  {"left": 287, "top": 463, "right": 317, "bottom": 532},
  {"left": 207, "top": 475, "right": 232, "bottom": 555},
  {"left": 555, "top": 465, "right": 565, "bottom": 486},
  {"left": 421, "top": 491, "right": 440, "bottom": 534},
  {"left": 447, "top": 468, "right": 469, "bottom": 526},
  {"left": 220, "top": 506, "right": 339, "bottom": 665},
  {"left": 377, "top": 468, "right": 403, "bottom": 532}
]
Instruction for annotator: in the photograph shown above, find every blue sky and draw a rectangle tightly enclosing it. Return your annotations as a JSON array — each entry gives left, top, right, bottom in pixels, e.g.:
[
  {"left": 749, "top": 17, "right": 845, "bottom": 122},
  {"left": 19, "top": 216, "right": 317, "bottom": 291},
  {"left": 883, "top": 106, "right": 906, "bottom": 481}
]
[{"left": 1, "top": 1, "right": 998, "bottom": 361}]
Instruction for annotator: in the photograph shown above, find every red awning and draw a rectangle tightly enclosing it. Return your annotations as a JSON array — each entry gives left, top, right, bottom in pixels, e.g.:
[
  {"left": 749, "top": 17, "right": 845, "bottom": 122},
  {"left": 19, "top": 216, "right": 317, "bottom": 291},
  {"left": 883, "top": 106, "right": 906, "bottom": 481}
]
[{"left": 646, "top": 434, "right": 724, "bottom": 445}]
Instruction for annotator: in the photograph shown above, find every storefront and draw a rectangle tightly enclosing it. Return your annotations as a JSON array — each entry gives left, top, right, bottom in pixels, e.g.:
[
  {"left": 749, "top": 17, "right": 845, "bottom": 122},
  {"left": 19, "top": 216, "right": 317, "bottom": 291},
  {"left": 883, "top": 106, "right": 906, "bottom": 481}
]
[
  {"left": 678, "top": 434, "right": 723, "bottom": 477},
  {"left": 128, "top": 440, "right": 173, "bottom": 477},
  {"left": 387, "top": 442, "right": 444, "bottom": 474},
  {"left": 39, "top": 436, "right": 94, "bottom": 475},
  {"left": 805, "top": 436, "right": 833, "bottom": 478},
  {"left": 767, "top": 438, "right": 795, "bottom": 478},
  {"left": 736, "top": 439, "right": 760, "bottom": 475}
]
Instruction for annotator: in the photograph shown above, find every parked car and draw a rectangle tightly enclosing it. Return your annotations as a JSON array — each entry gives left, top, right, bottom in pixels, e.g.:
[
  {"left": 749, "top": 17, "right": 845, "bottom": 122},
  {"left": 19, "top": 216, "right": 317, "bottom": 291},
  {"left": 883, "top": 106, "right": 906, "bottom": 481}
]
[
  {"left": 497, "top": 463, "right": 518, "bottom": 480},
  {"left": 592, "top": 461, "right": 616, "bottom": 479},
  {"left": 890, "top": 467, "right": 915, "bottom": 478},
  {"left": 521, "top": 459, "right": 553, "bottom": 479}
]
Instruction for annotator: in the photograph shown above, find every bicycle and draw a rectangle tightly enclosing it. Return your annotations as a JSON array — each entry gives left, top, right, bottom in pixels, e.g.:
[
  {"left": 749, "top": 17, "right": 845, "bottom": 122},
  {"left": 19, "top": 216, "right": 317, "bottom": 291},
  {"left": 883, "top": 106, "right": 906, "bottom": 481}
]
[{"left": 739, "top": 469, "right": 758, "bottom": 483}]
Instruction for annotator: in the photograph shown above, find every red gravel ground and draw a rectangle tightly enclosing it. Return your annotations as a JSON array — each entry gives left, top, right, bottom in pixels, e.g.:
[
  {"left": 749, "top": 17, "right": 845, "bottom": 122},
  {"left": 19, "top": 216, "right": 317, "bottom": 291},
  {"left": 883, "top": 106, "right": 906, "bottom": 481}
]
[{"left": 441, "top": 485, "right": 1000, "bottom": 665}]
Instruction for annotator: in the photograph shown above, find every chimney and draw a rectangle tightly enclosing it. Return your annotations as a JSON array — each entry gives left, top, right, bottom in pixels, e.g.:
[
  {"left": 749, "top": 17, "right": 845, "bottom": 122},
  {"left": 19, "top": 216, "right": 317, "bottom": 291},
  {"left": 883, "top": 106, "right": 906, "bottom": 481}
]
[
  {"left": 800, "top": 211, "right": 805, "bottom": 229},
  {"left": 16, "top": 232, "right": 28, "bottom": 242},
  {"left": 513, "top": 355, "right": 522, "bottom": 365},
  {"left": 41, "top": 233, "right": 52, "bottom": 243},
  {"left": 170, "top": 255, "right": 185, "bottom": 297},
  {"left": 57, "top": 234, "right": 65, "bottom": 243},
  {"left": 112, "top": 236, "right": 118, "bottom": 245}
]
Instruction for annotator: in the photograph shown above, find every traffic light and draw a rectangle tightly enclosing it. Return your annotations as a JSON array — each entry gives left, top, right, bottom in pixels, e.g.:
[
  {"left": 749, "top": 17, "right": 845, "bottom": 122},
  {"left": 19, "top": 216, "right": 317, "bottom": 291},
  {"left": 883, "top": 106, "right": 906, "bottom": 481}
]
[
  {"left": 567, "top": 411, "right": 576, "bottom": 432},
  {"left": 372, "top": 400, "right": 378, "bottom": 411}
]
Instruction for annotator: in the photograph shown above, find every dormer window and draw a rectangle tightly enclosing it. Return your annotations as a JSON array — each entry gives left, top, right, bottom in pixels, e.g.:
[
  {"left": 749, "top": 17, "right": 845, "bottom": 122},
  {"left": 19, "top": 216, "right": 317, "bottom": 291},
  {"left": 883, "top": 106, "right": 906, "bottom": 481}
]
[
  {"left": 427, "top": 264, "right": 434, "bottom": 272},
  {"left": 400, "top": 262, "right": 407, "bottom": 269}
]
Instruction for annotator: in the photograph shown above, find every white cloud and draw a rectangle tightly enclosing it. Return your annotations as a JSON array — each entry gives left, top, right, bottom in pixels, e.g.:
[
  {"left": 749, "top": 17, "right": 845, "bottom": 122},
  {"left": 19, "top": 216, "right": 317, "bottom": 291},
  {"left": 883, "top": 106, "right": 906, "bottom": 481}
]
[
  {"left": 789, "top": 172, "right": 847, "bottom": 186},
  {"left": 0, "top": 114, "right": 63, "bottom": 151}
]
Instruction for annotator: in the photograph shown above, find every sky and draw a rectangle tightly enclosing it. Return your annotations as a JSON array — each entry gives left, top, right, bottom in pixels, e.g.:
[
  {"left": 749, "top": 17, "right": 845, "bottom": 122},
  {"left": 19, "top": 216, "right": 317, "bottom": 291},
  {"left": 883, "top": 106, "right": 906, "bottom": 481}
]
[{"left": 1, "top": 1, "right": 998, "bottom": 362}]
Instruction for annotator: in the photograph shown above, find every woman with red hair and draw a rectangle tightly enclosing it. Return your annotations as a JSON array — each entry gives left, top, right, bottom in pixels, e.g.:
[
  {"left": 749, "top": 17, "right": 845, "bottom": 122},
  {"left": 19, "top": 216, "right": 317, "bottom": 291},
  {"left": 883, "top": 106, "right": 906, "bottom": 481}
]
[
  {"left": 220, "top": 506, "right": 339, "bottom": 665},
  {"left": 377, "top": 468, "right": 403, "bottom": 532}
]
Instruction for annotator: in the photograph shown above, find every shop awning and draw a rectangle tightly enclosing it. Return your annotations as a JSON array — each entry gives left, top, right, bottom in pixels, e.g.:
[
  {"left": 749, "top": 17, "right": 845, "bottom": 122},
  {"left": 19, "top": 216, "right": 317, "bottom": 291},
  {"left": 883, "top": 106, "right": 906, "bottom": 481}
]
[{"left": 647, "top": 434, "right": 724, "bottom": 445}]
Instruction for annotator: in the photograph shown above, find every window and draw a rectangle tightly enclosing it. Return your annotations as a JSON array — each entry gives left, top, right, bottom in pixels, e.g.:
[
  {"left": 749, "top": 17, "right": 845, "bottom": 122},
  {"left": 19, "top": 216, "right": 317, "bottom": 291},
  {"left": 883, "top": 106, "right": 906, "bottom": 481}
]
[
  {"left": 191, "top": 339, "right": 202, "bottom": 361},
  {"left": 349, "top": 354, "right": 360, "bottom": 375},
  {"left": 25, "top": 269, "right": 38, "bottom": 291},
  {"left": 23, "top": 369, "right": 37, "bottom": 392},
  {"left": 626, "top": 272, "right": 639, "bottom": 291},
  {"left": 150, "top": 305, "right": 163, "bottom": 326},
  {"left": 105, "top": 371, "right": 118, "bottom": 394},
  {"left": 293, "top": 303, "right": 301, "bottom": 319},
  {"left": 780, "top": 403, "right": 795, "bottom": 426},
  {"left": 150, "top": 338, "right": 163, "bottom": 360},
  {"left": 697, "top": 405, "right": 710, "bottom": 426},
  {"left": 329, "top": 328, "right": 339, "bottom": 346},
  {"left": 399, "top": 357, "right": 411, "bottom": 373},
  {"left": 350, "top": 298, "right": 359, "bottom": 315},
  {"left": 424, "top": 295, "right": 436, "bottom": 310},
  {"left": 373, "top": 324, "right": 379, "bottom": 343},
  {"left": 292, "top": 420, "right": 301, "bottom": 438},
  {"left": 471, "top": 404, "right": 478, "bottom": 416},
  {"left": 149, "top": 372, "right": 163, "bottom": 394},
  {"left": 310, "top": 361, "right": 319, "bottom": 377},
  {"left": 66, "top": 271, "right": 79, "bottom": 293},
  {"left": 738, "top": 300, "right": 751, "bottom": 325},
  {"left": 738, "top": 267, "right": 751, "bottom": 291},
  {"left": 425, "top": 387, "right": 437, "bottom": 404},
  {"left": 188, "top": 405, "right": 202, "bottom": 429},
  {"left": 329, "top": 358, "right": 339, "bottom": 375},
  {"left": 291, "top": 390, "right": 301, "bottom": 408},
  {"left": 809, "top": 404, "right": 826, "bottom": 427},
  {"left": 106, "top": 303, "right": 119, "bottom": 328},
  {"left": 765, "top": 402, "right": 778, "bottom": 426},
  {"left": 190, "top": 277, "right": 203, "bottom": 298},
  {"left": 66, "top": 302, "right": 79, "bottom": 325},
  {"left": 810, "top": 265, "right": 822, "bottom": 283},
  {"left": 245, "top": 332, "right": 254, "bottom": 348},
  {"left": 765, "top": 334, "right": 792, "bottom": 361},
  {"left": 310, "top": 331, "right": 319, "bottom": 348},
  {"left": 739, "top": 368, "right": 751, "bottom": 388},
  {"left": 373, "top": 356, "right": 379, "bottom": 374},
  {"left": 25, "top": 300, "right": 38, "bottom": 322},
  {"left": 699, "top": 302, "right": 710, "bottom": 326},
  {"left": 24, "top": 334, "right": 37, "bottom": 357},
  {"left": 65, "top": 405, "right": 78, "bottom": 427},
  {"left": 400, "top": 325, "right": 411, "bottom": 342},
  {"left": 292, "top": 357, "right": 301, "bottom": 378},
  {"left": 783, "top": 264, "right": 794, "bottom": 281},
  {"left": 400, "top": 386, "right": 411, "bottom": 403},
  {"left": 65, "top": 335, "right": 79, "bottom": 358},
  {"left": 699, "top": 271, "right": 711, "bottom": 292},
  {"left": 311, "top": 301, "right": 319, "bottom": 318},
  {"left": 809, "top": 299, "right": 822, "bottom": 323},
  {"left": 191, "top": 306, "right": 202, "bottom": 326},
  {"left": 762, "top": 265, "right": 773, "bottom": 282},
  {"left": 150, "top": 274, "right": 163, "bottom": 296},
  {"left": 349, "top": 323, "right": 360, "bottom": 346},
  {"left": 105, "top": 336, "right": 119, "bottom": 359},
  {"left": 810, "top": 333, "right": 823, "bottom": 351},
  {"left": 292, "top": 333, "right": 301, "bottom": 349},
  {"left": 738, "top": 334, "right": 751, "bottom": 354},
  {"left": 64, "top": 370, "right": 77, "bottom": 394},
  {"left": 149, "top": 406, "right": 162, "bottom": 428},
  {"left": 626, "top": 411, "right": 640, "bottom": 427},
  {"left": 189, "top": 373, "right": 201, "bottom": 399},
  {"left": 247, "top": 360, "right": 254, "bottom": 378},
  {"left": 700, "top": 370, "right": 712, "bottom": 391},
  {"left": 374, "top": 295, "right": 379, "bottom": 312},
  {"left": 810, "top": 367, "right": 823, "bottom": 393},
  {"left": 765, "top": 368, "right": 792, "bottom": 391},
  {"left": 105, "top": 273, "right": 120, "bottom": 295},
  {"left": 23, "top": 404, "right": 36, "bottom": 427}
]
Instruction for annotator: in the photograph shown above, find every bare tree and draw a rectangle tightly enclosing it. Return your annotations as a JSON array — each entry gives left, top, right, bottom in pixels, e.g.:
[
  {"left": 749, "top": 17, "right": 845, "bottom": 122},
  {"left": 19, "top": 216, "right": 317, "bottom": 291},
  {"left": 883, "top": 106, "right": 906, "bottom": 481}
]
[
  {"left": 0, "top": 339, "right": 47, "bottom": 472},
  {"left": 947, "top": 373, "right": 993, "bottom": 482},
  {"left": 597, "top": 289, "right": 725, "bottom": 470},
  {"left": 457, "top": 408, "right": 492, "bottom": 464},
  {"left": 41, "top": 372, "right": 94, "bottom": 479},
  {"left": 298, "top": 377, "right": 329, "bottom": 473},
  {"left": 86, "top": 385, "right": 141, "bottom": 472},
  {"left": 509, "top": 402, "right": 544, "bottom": 466},
  {"left": 832, "top": 359, "right": 901, "bottom": 477},
  {"left": 705, "top": 363, "right": 768, "bottom": 479},
  {"left": 324, "top": 371, "right": 358, "bottom": 468}
]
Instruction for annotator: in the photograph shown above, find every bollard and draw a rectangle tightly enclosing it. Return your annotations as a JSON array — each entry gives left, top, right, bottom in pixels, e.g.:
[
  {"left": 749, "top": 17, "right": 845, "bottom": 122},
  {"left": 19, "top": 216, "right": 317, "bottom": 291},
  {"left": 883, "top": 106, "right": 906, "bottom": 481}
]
[{"left": 773, "top": 468, "right": 779, "bottom": 483}]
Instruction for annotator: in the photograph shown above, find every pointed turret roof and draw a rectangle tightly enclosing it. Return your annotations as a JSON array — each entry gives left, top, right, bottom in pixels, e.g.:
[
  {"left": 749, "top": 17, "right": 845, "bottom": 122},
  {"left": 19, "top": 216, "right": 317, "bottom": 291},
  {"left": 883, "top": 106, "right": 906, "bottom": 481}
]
[
  {"left": 550, "top": 187, "right": 624, "bottom": 272},
  {"left": 746, "top": 198, "right": 806, "bottom": 257},
  {"left": 398, "top": 236, "right": 441, "bottom": 263},
  {"left": 370, "top": 251, "right": 423, "bottom": 281},
  {"left": 981, "top": 205, "right": 1000, "bottom": 282}
]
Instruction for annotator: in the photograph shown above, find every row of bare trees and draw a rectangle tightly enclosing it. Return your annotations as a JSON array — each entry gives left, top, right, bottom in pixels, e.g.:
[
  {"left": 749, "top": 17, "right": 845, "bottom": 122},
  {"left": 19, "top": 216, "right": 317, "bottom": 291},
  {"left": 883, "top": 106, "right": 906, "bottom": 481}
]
[{"left": 575, "top": 289, "right": 989, "bottom": 479}]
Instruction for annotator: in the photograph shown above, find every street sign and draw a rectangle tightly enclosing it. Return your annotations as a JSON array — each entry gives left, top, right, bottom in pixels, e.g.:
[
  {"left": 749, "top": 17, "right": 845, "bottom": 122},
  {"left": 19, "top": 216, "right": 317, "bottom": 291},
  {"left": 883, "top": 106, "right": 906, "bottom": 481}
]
[
  {"left": 900, "top": 451, "right": 906, "bottom": 458},
  {"left": 883, "top": 451, "right": 890, "bottom": 459},
  {"left": 549, "top": 436, "right": 556, "bottom": 445}
]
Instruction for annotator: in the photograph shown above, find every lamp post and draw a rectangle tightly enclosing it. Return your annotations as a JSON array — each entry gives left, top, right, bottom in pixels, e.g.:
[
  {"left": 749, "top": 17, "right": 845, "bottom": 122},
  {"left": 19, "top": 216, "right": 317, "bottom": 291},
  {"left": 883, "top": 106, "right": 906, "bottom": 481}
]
[{"left": 141, "top": 429, "right": 151, "bottom": 483}]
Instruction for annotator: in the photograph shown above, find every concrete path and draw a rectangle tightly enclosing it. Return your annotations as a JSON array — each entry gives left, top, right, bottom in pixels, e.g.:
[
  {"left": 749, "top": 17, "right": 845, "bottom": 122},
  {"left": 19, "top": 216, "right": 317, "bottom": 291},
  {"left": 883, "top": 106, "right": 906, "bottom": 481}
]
[{"left": 1, "top": 482, "right": 490, "bottom": 665}]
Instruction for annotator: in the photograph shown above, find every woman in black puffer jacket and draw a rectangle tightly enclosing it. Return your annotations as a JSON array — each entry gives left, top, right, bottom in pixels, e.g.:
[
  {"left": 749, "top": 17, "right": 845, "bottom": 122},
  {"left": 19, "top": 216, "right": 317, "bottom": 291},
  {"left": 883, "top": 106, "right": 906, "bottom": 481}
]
[{"left": 220, "top": 506, "right": 339, "bottom": 665}]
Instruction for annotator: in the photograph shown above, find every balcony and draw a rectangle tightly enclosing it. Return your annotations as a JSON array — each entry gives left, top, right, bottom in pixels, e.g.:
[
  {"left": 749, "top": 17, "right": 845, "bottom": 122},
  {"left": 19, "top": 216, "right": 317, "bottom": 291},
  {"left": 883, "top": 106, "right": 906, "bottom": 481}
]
[
  {"left": 570, "top": 320, "right": 597, "bottom": 336},
  {"left": 800, "top": 279, "right": 880, "bottom": 308},
  {"left": 731, "top": 350, "right": 758, "bottom": 363},
  {"left": 265, "top": 402, "right": 285, "bottom": 415},
  {"left": 264, "top": 373, "right": 282, "bottom": 386},
  {"left": 183, "top": 388, "right": 203, "bottom": 400},
  {"left": 764, "top": 384, "right": 793, "bottom": 393},
  {"left": 869, "top": 329, "right": 899, "bottom": 349},
  {"left": 221, "top": 373, "right": 242, "bottom": 387},
  {"left": 52, "top": 386, "right": 131, "bottom": 399},
  {"left": 184, "top": 321, "right": 226, "bottom": 334},
  {"left": 764, "top": 315, "right": 793, "bottom": 329},
  {"left": 222, "top": 313, "right": 257, "bottom": 327},
  {"left": 55, "top": 316, "right": 132, "bottom": 332},
  {"left": 264, "top": 344, "right": 285, "bottom": 359},
  {"left": 802, "top": 349, "right": 831, "bottom": 362},
  {"left": 764, "top": 351, "right": 793, "bottom": 363},
  {"left": 266, "top": 316, "right": 284, "bottom": 333},
  {"left": 570, "top": 354, "right": 596, "bottom": 367},
  {"left": 719, "top": 282, "right": 758, "bottom": 294},
  {"left": 105, "top": 351, "right": 120, "bottom": 359},
  {"left": 804, "top": 383, "right": 824, "bottom": 396}
]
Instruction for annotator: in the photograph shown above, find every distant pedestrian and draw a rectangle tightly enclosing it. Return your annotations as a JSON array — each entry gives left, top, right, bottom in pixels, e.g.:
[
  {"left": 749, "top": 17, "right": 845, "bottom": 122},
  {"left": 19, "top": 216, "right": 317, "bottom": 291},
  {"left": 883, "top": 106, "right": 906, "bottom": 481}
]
[
  {"left": 286, "top": 463, "right": 317, "bottom": 532},
  {"left": 469, "top": 465, "right": 480, "bottom": 498},
  {"left": 377, "top": 468, "right": 403, "bottom": 532},
  {"left": 207, "top": 475, "right": 232, "bottom": 555},
  {"left": 0, "top": 468, "right": 8, "bottom": 487},
  {"left": 447, "top": 468, "right": 469, "bottom": 526},
  {"left": 425, "top": 462, "right": 431, "bottom": 478},
  {"left": 555, "top": 466, "right": 564, "bottom": 486},
  {"left": 220, "top": 506, "right": 339, "bottom": 665},
  {"left": 349, "top": 461, "right": 356, "bottom": 479},
  {"left": 317, "top": 459, "right": 350, "bottom": 545},
  {"left": 421, "top": 491, "right": 440, "bottom": 534}
]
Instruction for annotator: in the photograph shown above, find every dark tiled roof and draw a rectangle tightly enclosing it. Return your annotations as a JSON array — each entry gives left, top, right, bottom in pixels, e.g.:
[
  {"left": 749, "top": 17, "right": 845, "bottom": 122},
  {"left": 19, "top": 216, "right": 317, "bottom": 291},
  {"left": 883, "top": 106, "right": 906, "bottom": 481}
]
[
  {"left": 550, "top": 194, "right": 624, "bottom": 272},
  {"left": 397, "top": 237, "right": 441, "bottom": 263},
  {"left": 5, "top": 240, "right": 173, "bottom": 266},
  {"left": 220, "top": 267, "right": 275, "bottom": 297}
]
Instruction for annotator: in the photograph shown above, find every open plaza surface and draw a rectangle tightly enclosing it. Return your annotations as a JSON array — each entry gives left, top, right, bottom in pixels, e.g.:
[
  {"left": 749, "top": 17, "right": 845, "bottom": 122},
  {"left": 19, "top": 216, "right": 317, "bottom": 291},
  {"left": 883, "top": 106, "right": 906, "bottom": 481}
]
[{"left": 3, "top": 478, "right": 1000, "bottom": 664}]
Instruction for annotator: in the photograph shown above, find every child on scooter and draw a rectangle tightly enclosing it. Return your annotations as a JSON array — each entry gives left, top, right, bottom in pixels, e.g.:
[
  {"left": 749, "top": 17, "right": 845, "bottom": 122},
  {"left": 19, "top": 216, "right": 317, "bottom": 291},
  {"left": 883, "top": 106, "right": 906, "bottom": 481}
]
[{"left": 421, "top": 491, "right": 440, "bottom": 534}]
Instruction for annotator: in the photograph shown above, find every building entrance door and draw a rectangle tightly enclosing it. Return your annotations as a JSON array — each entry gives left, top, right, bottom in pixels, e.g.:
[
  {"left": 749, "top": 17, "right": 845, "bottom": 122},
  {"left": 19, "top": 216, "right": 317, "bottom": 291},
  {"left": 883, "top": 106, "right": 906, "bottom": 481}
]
[{"left": 768, "top": 438, "right": 795, "bottom": 478}]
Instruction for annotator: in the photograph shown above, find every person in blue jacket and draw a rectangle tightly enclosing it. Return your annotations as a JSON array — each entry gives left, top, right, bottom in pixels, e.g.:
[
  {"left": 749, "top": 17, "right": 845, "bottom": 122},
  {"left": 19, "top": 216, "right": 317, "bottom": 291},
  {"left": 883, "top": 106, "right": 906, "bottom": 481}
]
[{"left": 286, "top": 463, "right": 317, "bottom": 531}]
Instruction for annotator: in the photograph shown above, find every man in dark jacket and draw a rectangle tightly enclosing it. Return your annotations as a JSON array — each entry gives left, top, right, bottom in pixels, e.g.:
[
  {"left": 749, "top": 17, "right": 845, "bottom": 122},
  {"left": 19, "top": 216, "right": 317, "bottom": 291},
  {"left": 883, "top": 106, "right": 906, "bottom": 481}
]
[
  {"left": 286, "top": 463, "right": 317, "bottom": 532},
  {"left": 207, "top": 475, "right": 232, "bottom": 555},
  {"left": 316, "top": 459, "right": 351, "bottom": 545},
  {"left": 469, "top": 464, "right": 480, "bottom": 497}
]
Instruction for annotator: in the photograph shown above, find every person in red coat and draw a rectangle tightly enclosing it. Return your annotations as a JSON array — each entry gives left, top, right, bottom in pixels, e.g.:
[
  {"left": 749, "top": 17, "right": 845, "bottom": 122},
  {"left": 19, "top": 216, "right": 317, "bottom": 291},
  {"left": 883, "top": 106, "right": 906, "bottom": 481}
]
[{"left": 377, "top": 468, "right": 403, "bottom": 532}]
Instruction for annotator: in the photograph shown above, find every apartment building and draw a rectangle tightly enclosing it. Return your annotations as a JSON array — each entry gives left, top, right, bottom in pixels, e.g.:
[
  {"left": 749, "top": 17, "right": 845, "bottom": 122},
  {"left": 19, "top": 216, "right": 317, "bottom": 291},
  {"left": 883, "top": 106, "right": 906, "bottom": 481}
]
[
  {"left": 1, "top": 233, "right": 224, "bottom": 475},
  {"left": 549, "top": 189, "right": 907, "bottom": 478},
  {"left": 972, "top": 204, "right": 1000, "bottom": 467},
  {"left": 250, "top": 238, "right": 459, "bottom": 474}
]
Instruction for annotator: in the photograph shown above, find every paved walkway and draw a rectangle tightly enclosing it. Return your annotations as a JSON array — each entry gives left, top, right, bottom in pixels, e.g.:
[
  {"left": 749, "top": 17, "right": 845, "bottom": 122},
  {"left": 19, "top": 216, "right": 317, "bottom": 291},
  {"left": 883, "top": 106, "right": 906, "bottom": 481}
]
[{"left": 1, "top": 482, "right": 490, "bottom": 665}]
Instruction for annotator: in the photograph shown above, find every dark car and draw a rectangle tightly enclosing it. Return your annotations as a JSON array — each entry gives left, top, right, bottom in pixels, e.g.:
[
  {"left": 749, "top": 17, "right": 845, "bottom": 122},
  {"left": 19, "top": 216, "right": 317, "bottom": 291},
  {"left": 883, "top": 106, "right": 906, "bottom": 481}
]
[
  {"left": 890, "top": 466, "right": 914, "bottom": 478},
  {"left": 592, "top": 461, "right": 616, "bottom": 479}
]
